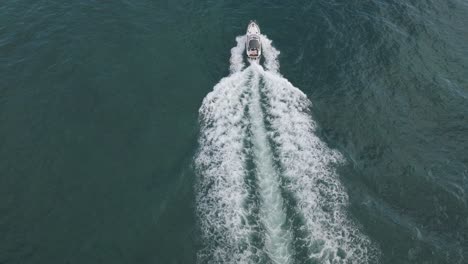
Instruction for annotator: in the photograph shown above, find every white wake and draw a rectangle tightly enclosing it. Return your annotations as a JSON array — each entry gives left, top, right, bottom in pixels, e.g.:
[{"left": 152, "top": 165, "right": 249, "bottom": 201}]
[
  {"left": 249, "top": 64, "right": 292, "bottom": 264},
  {"left": 195, "top": 37, "right": 255, "bottom": 263},
  {"left": 195, "top": 34, "right": 380, "bottom": 264}
]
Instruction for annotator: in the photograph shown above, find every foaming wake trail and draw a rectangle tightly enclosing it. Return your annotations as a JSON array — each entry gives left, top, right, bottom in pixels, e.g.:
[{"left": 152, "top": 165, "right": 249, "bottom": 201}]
[
  {"left": 260, "top": 35, "right": 280, "bottom": 73},
  {"left": 258, "top": 37, "right": 380, "bottom": 262},
  {"left": 196, "top": 33, "right": 380, "bottom": 263},
  {"left": 230, "top": 35, "right": 246, "bottom": 74},
  {"left": 196, "top": 36, "right": 256, "bottom": 263},
  {"left": 195, "top": 69, "right": 253, "bottom": 263},
  {"left": 248, "top": 65, "right": 292, "bottom": 264},
  {"left": 196, "top": 35, "right": 293, "bottom": 263}
]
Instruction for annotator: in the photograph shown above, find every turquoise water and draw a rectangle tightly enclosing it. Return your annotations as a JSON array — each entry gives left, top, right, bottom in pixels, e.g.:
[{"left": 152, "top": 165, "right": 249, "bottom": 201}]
[{"left": 1, "top": 1, "right": 467, "bottom": 263}]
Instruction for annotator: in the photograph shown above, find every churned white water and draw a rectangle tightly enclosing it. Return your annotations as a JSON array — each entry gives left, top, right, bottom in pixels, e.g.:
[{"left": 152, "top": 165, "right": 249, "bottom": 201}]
[
  {"left": 195, "top": 34, "right": 380, "bottom": 264},
  {"left": 248, "top": 65, "right": 292, "bottom": 264},
  {"left": 195, "top": 36, "right": 253, "bottom": 263},
  {"left": 261, "top": 68, "right": 379, "bottom": 262}
]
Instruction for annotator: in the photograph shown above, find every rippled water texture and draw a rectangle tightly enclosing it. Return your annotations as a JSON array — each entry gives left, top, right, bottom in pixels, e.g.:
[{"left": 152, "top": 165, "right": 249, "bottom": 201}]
[{"left": 1, "top": 1, "right": 467, "bottom": 263}]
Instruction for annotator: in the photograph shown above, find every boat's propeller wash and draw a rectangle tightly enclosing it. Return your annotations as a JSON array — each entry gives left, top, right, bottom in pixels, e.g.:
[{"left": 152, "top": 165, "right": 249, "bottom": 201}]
[{"left": 195, "top": 22, "right": 380, "bottom": 264}]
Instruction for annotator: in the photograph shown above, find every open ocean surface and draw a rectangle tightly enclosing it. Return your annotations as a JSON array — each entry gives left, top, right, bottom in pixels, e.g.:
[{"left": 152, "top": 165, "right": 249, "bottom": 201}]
[{"left": 1, "top": 1, "right": 467, "bottom": 263}]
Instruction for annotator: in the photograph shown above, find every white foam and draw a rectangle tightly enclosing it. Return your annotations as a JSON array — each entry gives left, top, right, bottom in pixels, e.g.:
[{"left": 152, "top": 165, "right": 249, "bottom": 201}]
[
  {"left": 195, "top": 70, "right": 255, "bottom": 263},
  {"left": 248, "top": 65, "right": 293, "bottom": 264},
  {"left": 260, "top": 34, "right": 280, "bottom": 73},
  {"left": 257, "top": 65, "right": 380, "bottom": 263},
  {"left": 230, "top": 35, "right": 247, "bottom": 74},
  {"left": 196, "top": 33, "right": 380, "bottom": 264}
]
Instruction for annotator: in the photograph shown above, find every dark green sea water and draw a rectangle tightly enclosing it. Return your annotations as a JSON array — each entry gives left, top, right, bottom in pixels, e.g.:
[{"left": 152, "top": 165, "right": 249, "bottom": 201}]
[{"left": 1, "top": 0, "right": 467, "bottom": 263}]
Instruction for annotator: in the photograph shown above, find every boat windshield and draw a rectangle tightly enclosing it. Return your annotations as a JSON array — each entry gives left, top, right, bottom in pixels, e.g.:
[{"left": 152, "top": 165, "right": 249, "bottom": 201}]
[{"left": 248, "top": 39, "right": 260, "bottom": 50}]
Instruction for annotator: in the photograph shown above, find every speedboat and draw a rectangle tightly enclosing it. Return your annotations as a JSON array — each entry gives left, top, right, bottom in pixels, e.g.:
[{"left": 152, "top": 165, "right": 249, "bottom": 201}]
[{"left": 246, "top": 21, "right": 261, "bottom": 60}]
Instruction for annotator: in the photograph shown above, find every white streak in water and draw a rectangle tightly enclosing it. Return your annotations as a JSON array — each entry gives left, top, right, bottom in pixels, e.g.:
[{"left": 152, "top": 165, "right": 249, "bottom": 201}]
[
  {"left": 260, "top": 34, "right": 280, "bottom": 73},
  {"left": 259, "top": 41, "right": 380, "bottom": 262},
  {"left": 230, "top": 35, "right": 246, "bottom": 74},
  {"left": 196, "top": 33, "right": 380, "bottom": 264},
  {"left": 195, "top": 70, "right": 254, "bottom": 263},
  {"left": 248, "top": 65, "right": 292, "bottom": 264}
]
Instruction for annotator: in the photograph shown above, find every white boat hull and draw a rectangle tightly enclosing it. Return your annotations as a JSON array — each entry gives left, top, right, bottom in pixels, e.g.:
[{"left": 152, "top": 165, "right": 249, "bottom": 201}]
[{"left": 246, "top": 21, "right": 262, "bottom": 60}]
